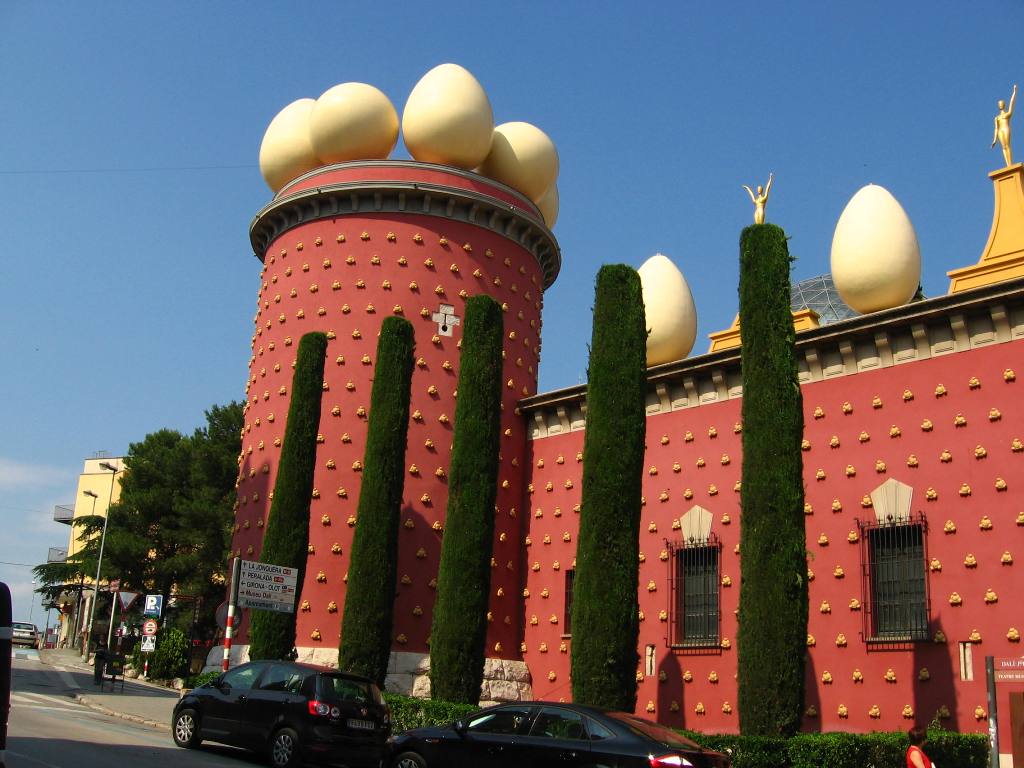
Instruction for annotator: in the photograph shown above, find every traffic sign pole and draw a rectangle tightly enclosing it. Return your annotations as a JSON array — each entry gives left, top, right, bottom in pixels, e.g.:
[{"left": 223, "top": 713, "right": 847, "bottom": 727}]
[
  {"left": 222, "top": 557, "right": 241, "bottom": 672},
  {"left": 986, "top": 656, "right": 1000, "bottom": 768}
]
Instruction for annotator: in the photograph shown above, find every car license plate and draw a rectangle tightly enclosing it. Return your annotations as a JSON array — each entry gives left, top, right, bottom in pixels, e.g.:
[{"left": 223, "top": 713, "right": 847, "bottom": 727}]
[{"left": 347, "top": 718, "right": 375, "bottom": 730}]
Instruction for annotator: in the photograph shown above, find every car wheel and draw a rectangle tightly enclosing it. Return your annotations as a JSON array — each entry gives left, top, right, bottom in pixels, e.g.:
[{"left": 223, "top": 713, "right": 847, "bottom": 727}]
[
  {"left": 172, "top": 708, "right": 202, "bottom": 748},
  {"left": 269, "top": 727, "right": 300, "bottom": 768},
  {"left": 392, "top": 752, "right": 428, "bottom": 768}
]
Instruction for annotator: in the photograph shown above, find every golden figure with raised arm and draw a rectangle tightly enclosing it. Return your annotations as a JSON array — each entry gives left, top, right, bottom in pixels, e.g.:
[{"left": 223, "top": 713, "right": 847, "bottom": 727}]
[
  {"left": 992, "top": 84, "right": 1017, "bottom": 167},
  {"left": 742, "top": 173, "right": 773, "bottom": 225}
]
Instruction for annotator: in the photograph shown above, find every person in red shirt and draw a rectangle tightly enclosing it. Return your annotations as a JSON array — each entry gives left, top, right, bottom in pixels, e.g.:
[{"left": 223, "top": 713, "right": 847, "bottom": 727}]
[{"left": 906, "top": 726, "right": 933, "bottom": 768}]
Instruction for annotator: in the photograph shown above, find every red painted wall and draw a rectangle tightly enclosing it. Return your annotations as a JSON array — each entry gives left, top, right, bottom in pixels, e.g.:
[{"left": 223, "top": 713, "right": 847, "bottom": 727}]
[
  {"left": 524, "top": 343, "right": 1023, "bottom": 736},
  {"left": 233, "top": 167, "right": 546, "bottom": 662}
]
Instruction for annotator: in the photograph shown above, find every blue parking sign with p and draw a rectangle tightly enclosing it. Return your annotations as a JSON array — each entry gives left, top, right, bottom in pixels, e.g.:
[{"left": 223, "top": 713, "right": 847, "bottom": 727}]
[{"left": 143, "top": 594, "right": 163, "bottom": 618}]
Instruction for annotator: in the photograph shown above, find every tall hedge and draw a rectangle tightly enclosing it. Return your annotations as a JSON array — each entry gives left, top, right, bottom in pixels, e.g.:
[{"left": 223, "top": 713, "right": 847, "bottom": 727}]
[
  {"left": 340, "top": 317, "right": 415, "bottom": 685},
  {"left": 429, "top": 295, "right": 504, "bottom": 704},
  {"left": 248, "top": 331, "right": 328, "bottom": 660},
  {"left": 736, "top": 224, "right": 808, "bottom": 736},
  {"left": 570, "top": 264, "right": 647, "bottom": 712}
]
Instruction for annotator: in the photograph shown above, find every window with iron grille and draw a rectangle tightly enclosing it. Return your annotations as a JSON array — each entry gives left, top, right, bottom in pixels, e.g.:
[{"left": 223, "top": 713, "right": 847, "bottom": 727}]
[
  {"left": 858, "top": 514, "right": 929, "bottom": 642},
  {"left": 668, "top": 535, "right": 720, "bottom": 648},
  {"left": 563, "top": 569, "right": 575, "bottom": 636}
]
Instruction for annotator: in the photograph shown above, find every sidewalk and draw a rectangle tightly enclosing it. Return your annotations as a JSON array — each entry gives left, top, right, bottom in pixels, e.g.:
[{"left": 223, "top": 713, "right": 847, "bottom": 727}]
[{"left": 39, "top": 647, "right": 180, "bottom": 731}]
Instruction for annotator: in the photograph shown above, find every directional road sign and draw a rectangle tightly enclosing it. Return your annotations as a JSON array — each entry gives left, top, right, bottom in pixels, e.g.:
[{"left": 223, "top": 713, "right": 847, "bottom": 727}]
[{"left": 237, "top": 559, "right": 298, "bottom": 613}]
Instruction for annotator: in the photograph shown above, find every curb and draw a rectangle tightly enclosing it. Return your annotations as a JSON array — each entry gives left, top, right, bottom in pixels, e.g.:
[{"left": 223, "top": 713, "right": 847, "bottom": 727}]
[{"left": 72, "top": 693, "right": 169, "bottom": 732}]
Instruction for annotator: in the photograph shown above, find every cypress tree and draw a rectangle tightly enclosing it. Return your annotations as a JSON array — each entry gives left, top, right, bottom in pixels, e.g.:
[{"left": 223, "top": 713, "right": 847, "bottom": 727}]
[
  {"left": 340, "top": 317, "right": 415, "bottom": 685},
  {"left": 736, "top": 224, "right": 808, "bottom": 736},
  {"left": 570, "top": 264, "right": 647, "bottom": 712},
  {"left": 429, "top": 295, "right": 504, "bottom": 704},
  {"left": 248, "top": 331, "right": 328, "bottom": 660}
]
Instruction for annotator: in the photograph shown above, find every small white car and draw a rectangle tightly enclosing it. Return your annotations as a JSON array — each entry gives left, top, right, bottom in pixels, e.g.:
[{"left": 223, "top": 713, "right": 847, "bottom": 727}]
[{"left": 12, "top": 622, "right": 40, "bottom": 648}]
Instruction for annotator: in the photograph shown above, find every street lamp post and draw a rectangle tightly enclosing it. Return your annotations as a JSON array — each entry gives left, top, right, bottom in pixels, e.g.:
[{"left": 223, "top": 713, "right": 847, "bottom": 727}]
[{"left": 83, "top": 461, "right": 119, "bottom": 662}]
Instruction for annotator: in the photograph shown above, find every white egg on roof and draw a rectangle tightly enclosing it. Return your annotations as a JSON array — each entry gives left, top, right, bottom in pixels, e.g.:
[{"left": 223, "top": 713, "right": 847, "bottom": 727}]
[
  {"left": 830, "top": 184, "right": 921, "bottom": 314},
  {"left": 310, "top": 82, "right": 399, "bottom": 164},
  {"left": 259, "top": 98, "right": 320, "bottom": 193},
  {"left": 638, "top": 254, "right": 697, "bottom": 366},
  {"left": 479, "top": 121, "right": 559, "bottom": 203},
  {"left": 535, "top": 182, "right": 559, "bottom": 229},
  {"left": 402, "top": 64, "right": 494, "bottom": 169}
]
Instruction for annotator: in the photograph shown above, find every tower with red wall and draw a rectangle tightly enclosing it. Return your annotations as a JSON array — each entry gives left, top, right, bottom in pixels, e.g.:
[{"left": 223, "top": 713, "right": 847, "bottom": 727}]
[{"left": 231, "top": 160, "right": 558, "bottom": 698}]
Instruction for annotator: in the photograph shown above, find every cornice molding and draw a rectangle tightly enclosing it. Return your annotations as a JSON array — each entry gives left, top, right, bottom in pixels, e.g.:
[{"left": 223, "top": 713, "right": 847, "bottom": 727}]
[
  {"left": 522, "top": 277, "right": 1024, "bottom": 439},
  {"left": 249, "top": 164, "right": 561, "bottom": 289}
]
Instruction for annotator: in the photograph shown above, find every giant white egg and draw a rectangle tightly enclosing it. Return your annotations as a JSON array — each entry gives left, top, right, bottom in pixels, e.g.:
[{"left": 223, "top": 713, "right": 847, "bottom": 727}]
[
  {"left": 478, "top": 121, "right": 559, "bottom": 203},
  {"left": 830, "top": 184, "right": 921, "bottom": 314},
  {"left": 638, "top": 253, "right": 697, "bottom": 366},
  {"left": 402, "top": 63, "right": 494, "bottom": 169},
  {"left": 310, "top": 82, "right": 399, "bottom": 164},
  {"left": 259, "top": 98, "right": 320, "bottom": 193},
  {"left": 535, "top": 182, "right": 559, "bottom": 229}
]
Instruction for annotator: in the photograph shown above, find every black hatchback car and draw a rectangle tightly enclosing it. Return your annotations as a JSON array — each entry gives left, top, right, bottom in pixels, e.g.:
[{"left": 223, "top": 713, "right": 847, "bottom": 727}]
[
  {"left": 386, "top": 701, "right": 729, "bottom": 768},
  {"left": 172, "top": 660, "right": 390, "bottom": 768}
]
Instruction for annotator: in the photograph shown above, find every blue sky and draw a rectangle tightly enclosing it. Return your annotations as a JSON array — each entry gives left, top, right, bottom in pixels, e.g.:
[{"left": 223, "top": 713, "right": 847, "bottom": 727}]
[{"left": 2, "top": 2, "right": 1021, "bottom": 622}]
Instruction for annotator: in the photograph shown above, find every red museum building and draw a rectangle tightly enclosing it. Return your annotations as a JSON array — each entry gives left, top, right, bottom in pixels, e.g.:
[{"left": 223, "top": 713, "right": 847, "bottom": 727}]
[{"left": 229, "top": 155, "right": 1024, "bottom": 748}]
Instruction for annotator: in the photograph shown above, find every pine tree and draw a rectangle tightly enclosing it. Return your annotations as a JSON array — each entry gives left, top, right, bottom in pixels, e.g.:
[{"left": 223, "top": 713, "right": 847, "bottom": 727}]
[
  {"left": 429, "top": 296, "right": 504, "bottom": 704},
  {"left": 340, "top": 317, "right": 415, "bottom": 685},
  {"left": 570, "top": 264, "right": 647, "bottom": 712},
  {"left": 248, "top": 332, "right": 328, "bottom": 660},
  {"left": 736, "top": 224, "right": 808, "bottom": 736}
]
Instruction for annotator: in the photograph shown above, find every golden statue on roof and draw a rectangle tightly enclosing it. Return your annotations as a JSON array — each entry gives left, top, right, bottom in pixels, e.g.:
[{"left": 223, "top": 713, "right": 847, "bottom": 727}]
[
  {"left": 992, "top": 84, "right": 1017, "bottom": 167},
  {"left": 742, "top": 173, "right": 773, "bottom": 225}
]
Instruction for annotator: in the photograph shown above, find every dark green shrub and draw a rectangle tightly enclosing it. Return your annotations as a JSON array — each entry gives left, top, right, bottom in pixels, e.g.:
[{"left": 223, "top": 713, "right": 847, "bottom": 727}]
[
  {"left": 186, "top": 670, "right": 221, "bottom": 689},
  {"left": 787, "top": 732, "right": 873, "bottom": 768},
  {"left": 570, "top": 264, "right": 647, "bottom": 712},
  {"left": 150, "top": 627, "right": 189, "bottom": 679},
  {"left": 688, "top": 734, "right": 789, "bottom": 768},
  {"left": 340, "top": 317, "right": 415, "bottom": 686},
  {"left": 127, "top": 639, "right": 143, "bottom": 672},
  {"left": 429, "top": 296, "right": 505, "bottom": 704},
  {"left": 681, "top": 730, "right": 987, "bottom": 768},
  {"left": 383, "top": 692, "right": 478, "bottom": 732},
  {"left": 248, "top": 332, "right": 328, "bottom": 660},
  {"left": 736, "top": 224, "right": 807, "bottom": 736},
  {"left": 926, "top": 729, "right": 989, "bottom": 768}
]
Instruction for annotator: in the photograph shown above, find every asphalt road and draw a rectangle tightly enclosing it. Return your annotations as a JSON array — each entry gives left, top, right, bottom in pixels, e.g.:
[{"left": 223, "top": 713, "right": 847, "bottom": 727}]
[{"left": 6, "top": 652, "right": 264, "bottom": 768}]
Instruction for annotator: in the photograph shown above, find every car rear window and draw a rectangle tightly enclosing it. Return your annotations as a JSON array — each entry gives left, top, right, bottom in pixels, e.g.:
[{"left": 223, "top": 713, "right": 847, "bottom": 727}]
[
  {"left": 318, "top": 674, "right": 382, "bottom": 705},
  {"left": 13, "top": 623, "right": 36, "bottom": 631},
  {"left": 607, "top": 713, "right": 703, "bottom": 750}
]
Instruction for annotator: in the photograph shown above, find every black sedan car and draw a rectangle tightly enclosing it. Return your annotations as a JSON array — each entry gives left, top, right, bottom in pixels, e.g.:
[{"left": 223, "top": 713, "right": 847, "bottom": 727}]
[
  {"left": 386, "top": 702, "right": 729, "bottom": 768},
  {"left": 172, "top": 660, "right": 390, "bottom": 768}
]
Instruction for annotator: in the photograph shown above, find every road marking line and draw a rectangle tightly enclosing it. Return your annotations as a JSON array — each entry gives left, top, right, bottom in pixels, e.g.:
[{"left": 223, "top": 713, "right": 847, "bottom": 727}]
[{"left": 51, "top": 665, "right": 79, "bottom": 689}]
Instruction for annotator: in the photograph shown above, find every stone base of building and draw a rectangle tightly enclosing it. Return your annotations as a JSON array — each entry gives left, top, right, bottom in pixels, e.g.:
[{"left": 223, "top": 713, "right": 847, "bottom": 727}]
[
  {"left": 383, "top": 652, "right": 533, "bottom": 705},
  {"left": 203, "top": 645, "right": 533, "bottom": 705}
]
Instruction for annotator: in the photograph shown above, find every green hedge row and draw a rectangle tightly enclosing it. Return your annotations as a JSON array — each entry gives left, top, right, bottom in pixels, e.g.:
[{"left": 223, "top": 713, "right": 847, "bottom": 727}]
[
  {"left": 383, "top": 692, "right": 478, "bottom": 732},
  {"left": 687, "top": 730, "right": 988, "bottom": 768},
  {"left": 382, "top": 695, "right": 987, "bottom": 768}
]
